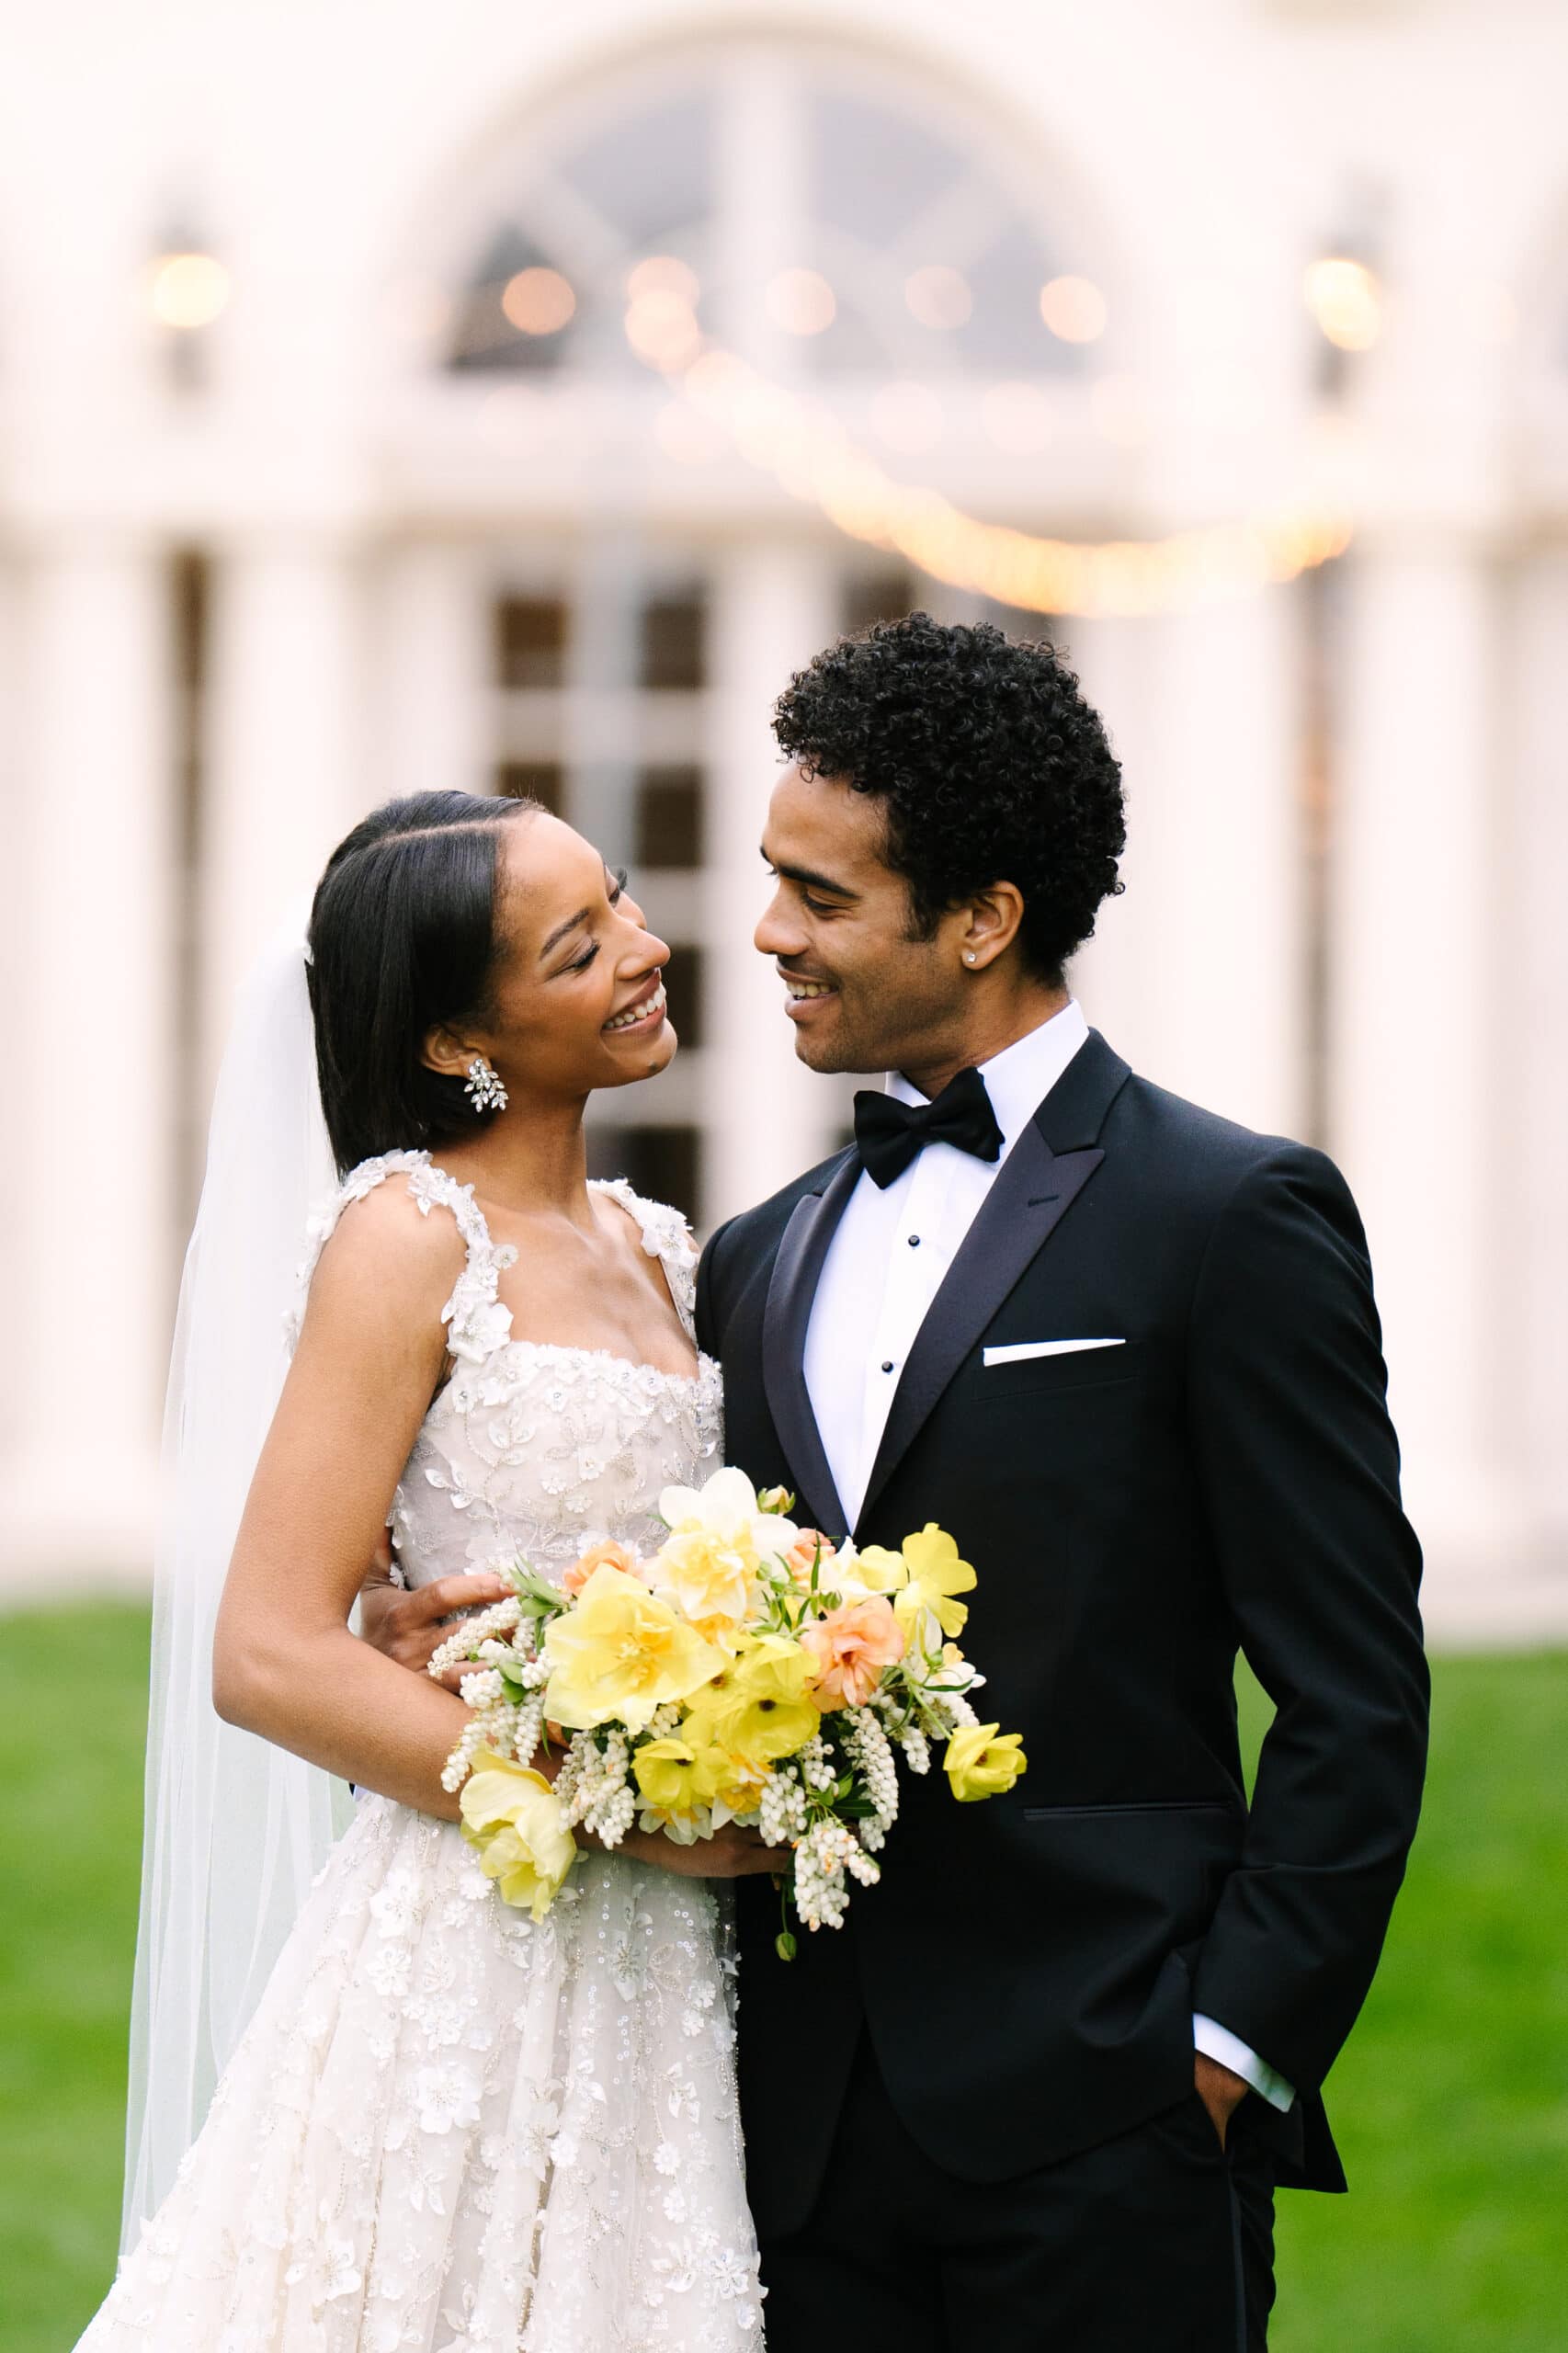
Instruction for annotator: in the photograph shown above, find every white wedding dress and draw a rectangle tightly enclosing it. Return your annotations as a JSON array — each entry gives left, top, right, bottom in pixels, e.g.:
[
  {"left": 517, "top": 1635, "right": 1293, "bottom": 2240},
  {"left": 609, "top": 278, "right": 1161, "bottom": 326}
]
[{"left": 80, "top": 1153, "right": 765, "bottom": 2353}]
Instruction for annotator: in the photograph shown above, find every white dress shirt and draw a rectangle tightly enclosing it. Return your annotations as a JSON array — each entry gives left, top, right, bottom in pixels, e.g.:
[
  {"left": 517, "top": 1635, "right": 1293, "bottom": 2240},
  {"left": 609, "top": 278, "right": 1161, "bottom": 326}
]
[
  {"left": 801, "top": 1000, "right": 1295, "bottom": 2115},
  {"left": 804, "top": 1000, "right": 1092, "bottom": 1532}
]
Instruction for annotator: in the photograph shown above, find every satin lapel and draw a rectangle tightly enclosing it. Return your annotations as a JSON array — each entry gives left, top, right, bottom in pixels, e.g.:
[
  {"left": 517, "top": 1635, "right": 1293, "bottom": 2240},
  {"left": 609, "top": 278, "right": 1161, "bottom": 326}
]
[
  {"left": 760, "top": 1152, "right": 859, "bottom": 1537},
  {"left": 855, "top": 1120, "right": 1106, "bottom": 1531}
]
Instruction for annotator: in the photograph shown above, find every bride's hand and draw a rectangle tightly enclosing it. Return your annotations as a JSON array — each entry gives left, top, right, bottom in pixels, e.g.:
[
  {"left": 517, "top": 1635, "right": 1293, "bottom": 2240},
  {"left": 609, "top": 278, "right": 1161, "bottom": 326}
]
[{"left": 611, "top": 1822, "right": 785, "bottom": 1879}]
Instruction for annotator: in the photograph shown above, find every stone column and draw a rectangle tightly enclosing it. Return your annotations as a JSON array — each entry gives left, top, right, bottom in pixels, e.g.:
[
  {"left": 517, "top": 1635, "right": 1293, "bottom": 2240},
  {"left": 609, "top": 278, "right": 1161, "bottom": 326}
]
[
  {"left": 0, "top": 553, "right": 21, "bottom": 1539},
  {"left": 201, "top": 538, "right": 369, "bottom": 1099},
  {"left": 1070, "top": 587, "right": 1307, "bottom": 1138},
  {"left": 1062, "top": 613, "right": 1159, "bottom": 1056},
  {"left": 1501, "top": 548, "right": 1568, "bottom": 1584},
  {"left": 374, "top": 540, "right": 490, "bottom": 805},
  {"left": 5, "top": 538, "right": 177, "bottom": 1586},
  {"left": 703, "top": 542, "right": 843, "bottom": 1226},
  {"left": 1328, "top": 541, "right": 1505, "bottom": 1579}
]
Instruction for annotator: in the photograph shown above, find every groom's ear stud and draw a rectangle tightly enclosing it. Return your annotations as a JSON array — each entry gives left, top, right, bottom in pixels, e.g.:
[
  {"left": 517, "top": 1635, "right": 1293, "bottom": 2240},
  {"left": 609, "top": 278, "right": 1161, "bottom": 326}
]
[{"left": 963, "top": 950, "right": 977, "bottom": 965}]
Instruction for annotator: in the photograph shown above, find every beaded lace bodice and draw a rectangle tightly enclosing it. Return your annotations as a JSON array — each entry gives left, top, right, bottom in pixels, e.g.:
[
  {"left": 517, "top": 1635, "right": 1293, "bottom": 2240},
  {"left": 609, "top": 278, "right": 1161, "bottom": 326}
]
[
  {"left": 80, "top": 1154, "right": 761, "bottom": 2353},
  {"left": 291, "top": 1150, "right": 724, "bottom": 1592}
]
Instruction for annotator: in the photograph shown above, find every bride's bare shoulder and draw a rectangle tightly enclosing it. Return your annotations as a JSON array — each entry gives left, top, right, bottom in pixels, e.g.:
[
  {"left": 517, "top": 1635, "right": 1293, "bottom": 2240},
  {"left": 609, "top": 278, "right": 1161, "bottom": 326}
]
[{"left": 301, "top": 1164, "right": 466, "bottom": 1339}]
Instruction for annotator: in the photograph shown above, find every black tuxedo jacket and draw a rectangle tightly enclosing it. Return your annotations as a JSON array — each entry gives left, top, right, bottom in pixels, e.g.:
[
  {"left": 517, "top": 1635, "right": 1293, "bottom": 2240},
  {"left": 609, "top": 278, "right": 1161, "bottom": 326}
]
[{"left": 696, "top": 1032, "right": 1428, "bottom": 2237}]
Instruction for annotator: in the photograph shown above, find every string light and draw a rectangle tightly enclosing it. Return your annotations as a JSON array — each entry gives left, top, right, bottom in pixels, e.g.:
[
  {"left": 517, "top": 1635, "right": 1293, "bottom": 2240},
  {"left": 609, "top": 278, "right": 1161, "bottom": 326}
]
[
  {"left": 1040, "top": 275, "right": 1108, "bottom": 344},
  {"left": 631, "top": 326, "right": 1349, "bottom": 617},
  {"left": 502, "top": 267, "right": 576, "bottom": 335},
  {"left": 625, "top": 289, "right": 702, "bottom": 369},
  {"left": 766, "top": 267, "right": 836, "bottom": 335},
  {"left": 627, "top": 256, "right": 700, "bottom": 307}
]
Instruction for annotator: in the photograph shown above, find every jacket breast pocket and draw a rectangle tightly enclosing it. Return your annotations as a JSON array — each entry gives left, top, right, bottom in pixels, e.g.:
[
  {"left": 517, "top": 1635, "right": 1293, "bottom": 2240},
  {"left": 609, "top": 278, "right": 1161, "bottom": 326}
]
[{"left": 982, "top": 1339, "right": 1146, "bottom": 1402}]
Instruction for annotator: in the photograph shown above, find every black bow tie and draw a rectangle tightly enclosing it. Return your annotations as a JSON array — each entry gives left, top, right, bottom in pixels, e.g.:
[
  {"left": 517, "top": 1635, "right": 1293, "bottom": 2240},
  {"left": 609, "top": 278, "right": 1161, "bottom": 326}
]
[{"left": 852, "top": 1066, "right": 1005, "bottom": 1190}]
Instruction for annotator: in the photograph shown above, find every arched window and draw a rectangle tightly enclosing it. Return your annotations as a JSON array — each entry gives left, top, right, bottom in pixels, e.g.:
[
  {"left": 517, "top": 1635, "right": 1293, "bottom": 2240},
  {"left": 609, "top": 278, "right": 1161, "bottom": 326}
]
[
  {"left": 445, "top": 46, "right": 1101, "bottom": 392},
  {"left": 398, "top": 40, "right": 1110, "bottom": 1229}
]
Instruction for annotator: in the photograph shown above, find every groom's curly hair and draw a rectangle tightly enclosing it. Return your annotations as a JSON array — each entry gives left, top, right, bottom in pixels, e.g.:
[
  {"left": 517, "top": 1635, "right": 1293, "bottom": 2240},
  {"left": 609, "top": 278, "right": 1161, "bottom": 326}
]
[{"left": 772, "top": 611, "right": 1125, "bottom": 984}]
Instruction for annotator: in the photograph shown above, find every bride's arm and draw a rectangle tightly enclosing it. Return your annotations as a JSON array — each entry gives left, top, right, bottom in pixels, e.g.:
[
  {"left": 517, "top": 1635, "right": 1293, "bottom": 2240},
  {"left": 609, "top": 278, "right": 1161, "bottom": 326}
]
[{"left": 212, "top": 1186, "right": 474, "bottom": 1821}]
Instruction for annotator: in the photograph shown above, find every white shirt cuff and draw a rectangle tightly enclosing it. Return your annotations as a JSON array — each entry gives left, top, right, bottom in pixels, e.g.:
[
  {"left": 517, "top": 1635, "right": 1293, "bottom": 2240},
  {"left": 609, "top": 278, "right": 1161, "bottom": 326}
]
[{"left": 1192, "top": 2013, "right": 1296, "bottom": 2112}]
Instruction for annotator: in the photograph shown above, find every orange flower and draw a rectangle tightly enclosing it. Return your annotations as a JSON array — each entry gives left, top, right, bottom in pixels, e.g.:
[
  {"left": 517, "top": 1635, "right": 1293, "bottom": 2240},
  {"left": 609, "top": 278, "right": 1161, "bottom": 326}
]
[
  {"left": 799, "top": 1596, "right": 904, "bottom": 1710},
  {"left": 784, "top": 1529, "right": 837, "bottom": 1586},
  {"left": 561, "top": 1539, "right": 640, "bottom": 1598}
]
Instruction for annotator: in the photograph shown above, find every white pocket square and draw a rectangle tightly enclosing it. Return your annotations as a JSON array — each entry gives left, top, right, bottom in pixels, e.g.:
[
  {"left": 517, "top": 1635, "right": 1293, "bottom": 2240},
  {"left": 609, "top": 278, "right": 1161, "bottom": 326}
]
[{"left": 983, "top": 1337, "right": 1126, "bottom": 1367}]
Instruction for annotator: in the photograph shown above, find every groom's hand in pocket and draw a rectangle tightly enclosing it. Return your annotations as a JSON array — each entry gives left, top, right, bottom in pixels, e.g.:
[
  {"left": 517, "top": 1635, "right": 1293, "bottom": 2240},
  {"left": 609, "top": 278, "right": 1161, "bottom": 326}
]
[
  {"left": 358, "top": 1537, "right": 512, "bottom": 1686},
  {"left": 1194, "top": 2052, "right": 1249, "bottom": 2151}
]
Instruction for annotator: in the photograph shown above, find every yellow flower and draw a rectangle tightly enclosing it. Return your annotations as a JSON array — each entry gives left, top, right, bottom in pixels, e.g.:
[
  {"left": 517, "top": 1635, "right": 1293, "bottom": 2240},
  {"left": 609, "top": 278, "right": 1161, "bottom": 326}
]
[
  {"left": 542, "top": 1563, "right": 727, "bottom": 1733},
  {"left": 944, "top": 1722, "right": 1028, "bottom": 1802},
  {"left": 852, "top": 1544, "right": 910, "bottom": 1597},
  {"left": 659, "top": 1466, "right": 801, "bottom": 1569},
  {"left": 679, "top": 1656, "right": 744, "bottom": 1733},
  {"left": 460, "top": 1751, "right": 578, "bottom": 1918},
  {"left": 632, "top": 1736, "right": 731, "bottom": 1817},
  {"left": 893, "top": 1524, "right": 977, "bottom": 1648},
  {"left": 708, "top": 1756, "right": 769, "bottom": 1819},
  {"left": 696, "top": 1633, "right": 821, "bottom": 1768},
  {"left": 648, "top": 1525, "right": 754, "bottom": 1647}
]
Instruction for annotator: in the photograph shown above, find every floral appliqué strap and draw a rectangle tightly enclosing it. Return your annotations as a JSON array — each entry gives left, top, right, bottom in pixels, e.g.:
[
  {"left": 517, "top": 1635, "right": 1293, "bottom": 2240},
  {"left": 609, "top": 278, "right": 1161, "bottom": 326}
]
[
  {"left": 590, "top": 1176, "right": 699, "bottom": 1341},
  {"left": 285, "top": 1148, "right": 518, "bottom": 1366}
]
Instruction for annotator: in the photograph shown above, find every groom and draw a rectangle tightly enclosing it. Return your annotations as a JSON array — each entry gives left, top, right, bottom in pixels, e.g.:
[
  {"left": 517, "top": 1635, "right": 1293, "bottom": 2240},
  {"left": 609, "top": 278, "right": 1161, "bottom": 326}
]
[
  {"left": 695, "top": 614, "right": 1427, "bottom": 2351},
  {"left": 365, "top": 613, "right": 1427, "bottom": 2349}
]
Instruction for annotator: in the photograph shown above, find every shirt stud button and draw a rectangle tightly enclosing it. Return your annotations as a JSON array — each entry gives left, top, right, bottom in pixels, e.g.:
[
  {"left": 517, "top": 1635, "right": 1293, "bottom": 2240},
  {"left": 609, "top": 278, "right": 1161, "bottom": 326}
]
[
  {"left": 907, "top": 1233, "right": 921, "bottom": 1246},
  {"left": 881, "top": 1360, "right": 894, "bottom": 1373}
]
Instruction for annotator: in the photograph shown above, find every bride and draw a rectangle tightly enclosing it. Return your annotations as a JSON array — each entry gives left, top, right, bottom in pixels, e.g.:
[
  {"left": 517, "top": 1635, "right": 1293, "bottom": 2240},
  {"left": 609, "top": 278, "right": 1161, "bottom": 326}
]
[{"left": 78, "top": 790, "right": 771, "bottom": 2351}]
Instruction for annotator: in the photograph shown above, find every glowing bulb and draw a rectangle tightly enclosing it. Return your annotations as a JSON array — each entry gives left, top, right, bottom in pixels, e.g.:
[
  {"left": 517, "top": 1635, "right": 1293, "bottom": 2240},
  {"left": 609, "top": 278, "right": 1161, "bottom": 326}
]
[
  {"left": 502, "top": 267, "right": 576, "bottom": 335},
  {"left": 1040, "top": 275, "right": 1108, "bottom": 344},
  {"left": 904, "top": 266, "right": 971, "bottom": 331},
  {"left": 628, "top": 256, "right": 699, "bottom": 307},
  {"left": 1303, "top": 257, "right": 1380, "bottom": 352},
  {"left": 150, "top": 252, "right": 230, "bottom": 329},
  {"left": 686, "top": 349, "right": 749, "bottom": 401},
  {"left": 625, "top": 290, "right": 702, "bottom": 370},
  {"left": 766, "top": 267, "right": 835, "bottom": 335}
]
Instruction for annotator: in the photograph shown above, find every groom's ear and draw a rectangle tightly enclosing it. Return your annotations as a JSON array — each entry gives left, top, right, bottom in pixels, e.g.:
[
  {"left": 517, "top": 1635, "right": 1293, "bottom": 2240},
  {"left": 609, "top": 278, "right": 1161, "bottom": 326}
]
[
  {"left": 956, "top": 881, "right": 1026, "bottom": 972},
  {"left": 421, "top": 1023, "right": 475, "bottom": 1080}
]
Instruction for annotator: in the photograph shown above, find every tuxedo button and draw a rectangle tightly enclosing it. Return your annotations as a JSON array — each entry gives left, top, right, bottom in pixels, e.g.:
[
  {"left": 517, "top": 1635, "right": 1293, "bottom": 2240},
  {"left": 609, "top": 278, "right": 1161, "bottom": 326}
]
[
  {"left": 881, "top": 1360, "right": 894, "bottom": 1373},
  {"left": 907, "top": 1233, "right": 921, "bottom": 1246}
]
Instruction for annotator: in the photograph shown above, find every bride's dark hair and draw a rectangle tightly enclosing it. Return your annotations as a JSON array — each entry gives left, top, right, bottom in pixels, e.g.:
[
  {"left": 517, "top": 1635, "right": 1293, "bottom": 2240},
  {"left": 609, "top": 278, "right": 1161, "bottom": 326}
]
[{"left": 308, "top": 790, "right": 540, "bottom": 1174}]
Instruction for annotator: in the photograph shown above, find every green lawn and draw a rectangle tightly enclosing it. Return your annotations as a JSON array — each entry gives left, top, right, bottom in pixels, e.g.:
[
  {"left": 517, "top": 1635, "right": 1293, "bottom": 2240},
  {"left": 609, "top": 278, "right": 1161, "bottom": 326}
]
[
  {"left": 1, "top": 1608, "right": 1564, "bottom": 2352},
  {"left": 0, "top": 1605, "right": 152, "bottom": 2353}
]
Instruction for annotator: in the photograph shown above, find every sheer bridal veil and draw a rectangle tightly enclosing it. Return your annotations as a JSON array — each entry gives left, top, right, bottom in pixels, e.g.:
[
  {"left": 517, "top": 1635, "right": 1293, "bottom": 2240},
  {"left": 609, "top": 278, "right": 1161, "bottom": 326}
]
[{"left": 121, "top": 925, "right": 352, "bottom": 2253}]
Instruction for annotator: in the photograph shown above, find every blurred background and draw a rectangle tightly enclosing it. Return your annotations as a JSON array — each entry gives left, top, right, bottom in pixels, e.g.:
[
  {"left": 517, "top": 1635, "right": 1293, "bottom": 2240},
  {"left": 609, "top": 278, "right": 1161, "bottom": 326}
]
[{"left": 0, "top": 3, "right": 1564, "bottom": 2347}]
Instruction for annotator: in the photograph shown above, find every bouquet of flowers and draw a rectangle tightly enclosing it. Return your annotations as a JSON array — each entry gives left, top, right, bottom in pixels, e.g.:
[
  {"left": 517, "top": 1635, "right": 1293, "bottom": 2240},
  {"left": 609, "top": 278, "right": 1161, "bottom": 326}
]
[{"left": 427, "top": 1469, "right": 1027, "bottom": 1955}]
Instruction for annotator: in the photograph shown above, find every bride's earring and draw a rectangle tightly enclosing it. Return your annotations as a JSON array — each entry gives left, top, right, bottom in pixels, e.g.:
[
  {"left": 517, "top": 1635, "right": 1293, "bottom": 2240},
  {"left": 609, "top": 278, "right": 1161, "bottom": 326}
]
[{"left": 464, "top": 1055, "right": 508, "bottom": 1114}]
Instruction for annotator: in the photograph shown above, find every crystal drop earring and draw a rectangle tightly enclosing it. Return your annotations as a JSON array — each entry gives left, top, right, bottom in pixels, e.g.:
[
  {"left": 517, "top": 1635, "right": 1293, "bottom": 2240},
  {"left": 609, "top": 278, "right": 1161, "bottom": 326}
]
[{"left": 463, "top": 1056, "right": 509, "bottom": 1114}]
